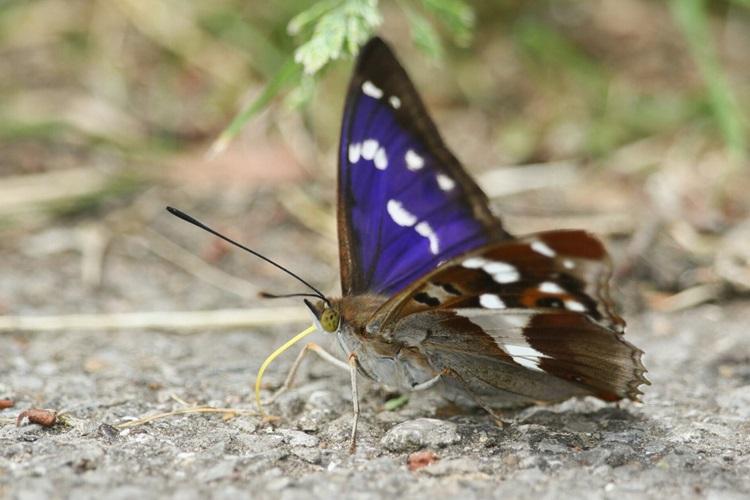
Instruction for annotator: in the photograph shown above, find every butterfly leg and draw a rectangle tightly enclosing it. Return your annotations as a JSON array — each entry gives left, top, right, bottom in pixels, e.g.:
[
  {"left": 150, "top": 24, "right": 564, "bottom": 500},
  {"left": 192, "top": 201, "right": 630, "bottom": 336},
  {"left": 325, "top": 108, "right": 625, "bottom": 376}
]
[
  {"left": 348, "top": 352, "right": 360, "bottom": 453},
  {"left": 410, "top": 372, "right": 443, "bottom": 391},
  {"left": 265, "top": 342, "right": 349, "bottom": 405},
  {"left": 442, "top": 368, "right": 507, "bottom": 427}
]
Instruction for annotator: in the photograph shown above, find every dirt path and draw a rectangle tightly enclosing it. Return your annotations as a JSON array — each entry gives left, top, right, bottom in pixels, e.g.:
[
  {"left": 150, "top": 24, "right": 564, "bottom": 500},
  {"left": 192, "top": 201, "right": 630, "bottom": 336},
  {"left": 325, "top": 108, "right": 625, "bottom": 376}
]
[{"left": 1, "top": 233, "right": 748, "bottom": 498}]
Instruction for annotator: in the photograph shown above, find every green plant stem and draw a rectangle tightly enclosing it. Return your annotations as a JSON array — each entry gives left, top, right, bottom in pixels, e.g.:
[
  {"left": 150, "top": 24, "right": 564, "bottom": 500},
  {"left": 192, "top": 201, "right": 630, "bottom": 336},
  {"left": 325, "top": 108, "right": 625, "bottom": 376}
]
[{"left": 670, "top": 0, "right": 747, "bottom": 161}]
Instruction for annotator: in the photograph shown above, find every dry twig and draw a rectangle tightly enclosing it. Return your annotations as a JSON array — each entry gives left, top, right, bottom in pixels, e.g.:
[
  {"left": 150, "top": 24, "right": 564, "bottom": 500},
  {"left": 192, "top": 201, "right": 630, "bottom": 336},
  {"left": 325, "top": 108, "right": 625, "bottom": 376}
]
[{"left": 0, "top": 307, "right": 309, "bottom": 333}]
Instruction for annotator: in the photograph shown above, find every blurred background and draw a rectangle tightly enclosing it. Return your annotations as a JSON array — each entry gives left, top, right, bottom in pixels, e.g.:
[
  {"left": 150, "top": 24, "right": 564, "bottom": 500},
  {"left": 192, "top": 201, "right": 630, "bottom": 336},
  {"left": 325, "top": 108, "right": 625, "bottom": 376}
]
[
  {"left": 2, "top": 2, "right": 750, "bottom": 493},
  {"left": 1, "top": 0, "right": 749, "bottom": 329}
]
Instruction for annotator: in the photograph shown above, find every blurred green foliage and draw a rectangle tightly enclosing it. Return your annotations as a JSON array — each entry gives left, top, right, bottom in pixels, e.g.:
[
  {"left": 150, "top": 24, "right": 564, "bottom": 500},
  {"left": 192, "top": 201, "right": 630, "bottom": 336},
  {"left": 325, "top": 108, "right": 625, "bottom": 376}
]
[
  {"left": 216, "top": 0, "right": 750, "bottom": 161},
  {"left": 671, "top": 0, "right": 747, "bottom": 161},
  {"left": 213, "top": 0, "right": 474, "bottom": 151},
  {"left": 0, "top": 0, "right": 747, "bottom": 174}
]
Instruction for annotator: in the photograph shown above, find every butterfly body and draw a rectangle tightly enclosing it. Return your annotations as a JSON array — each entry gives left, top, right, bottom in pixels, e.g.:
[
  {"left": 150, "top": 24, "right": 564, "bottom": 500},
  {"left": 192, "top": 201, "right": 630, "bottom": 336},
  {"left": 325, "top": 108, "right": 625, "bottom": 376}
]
[{"left": 306, "top": 295, "right": 435, "bottom": 392}]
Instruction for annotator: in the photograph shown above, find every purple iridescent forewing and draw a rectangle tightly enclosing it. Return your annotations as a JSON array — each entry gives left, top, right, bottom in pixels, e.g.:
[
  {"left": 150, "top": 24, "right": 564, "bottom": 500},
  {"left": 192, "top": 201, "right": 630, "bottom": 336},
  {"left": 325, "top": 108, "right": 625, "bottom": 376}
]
[{"left": 337, "top": 37, "right": 510, "bottom": 296}]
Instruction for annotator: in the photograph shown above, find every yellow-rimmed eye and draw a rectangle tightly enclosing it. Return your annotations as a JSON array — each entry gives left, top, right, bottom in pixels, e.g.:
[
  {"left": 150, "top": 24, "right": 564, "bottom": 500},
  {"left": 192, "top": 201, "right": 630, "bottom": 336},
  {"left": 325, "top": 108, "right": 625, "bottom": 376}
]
[{"left": 320, "top": 308, "right": 340, "bottom": 332}]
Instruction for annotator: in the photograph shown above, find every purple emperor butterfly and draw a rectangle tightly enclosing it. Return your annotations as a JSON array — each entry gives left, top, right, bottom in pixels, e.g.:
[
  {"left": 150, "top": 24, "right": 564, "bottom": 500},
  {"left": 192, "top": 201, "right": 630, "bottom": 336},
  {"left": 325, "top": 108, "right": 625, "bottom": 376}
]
[{"left": 170, "top": 37, "right": 648, "bottom": 451}]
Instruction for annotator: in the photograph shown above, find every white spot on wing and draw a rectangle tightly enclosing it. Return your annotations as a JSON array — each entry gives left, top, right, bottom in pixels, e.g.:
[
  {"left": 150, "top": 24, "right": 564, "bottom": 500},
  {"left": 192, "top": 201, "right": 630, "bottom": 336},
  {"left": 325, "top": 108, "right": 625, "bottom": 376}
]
[
  {"left": 506, "top": 345, "right": 546, "bottom": 358},
  {"left": 415, "top": 221, "right": 439, "bottom": 254},
  {"left": 564, "top": 300, "right": 587, "bottom": 312},
  {"left": 513, "top": 358, "right": 543, "bottom": 371},
  {"left": 387, "top": 200, "right": 417, "bottom": 227},
  {"left": 531, "top": 240, "right": 556, "bottom": 257},
  {"left": 348, "top": 143, "right": 361, "bottom": 163},
  {"left": 362, "top": 80, "right": 383, "bottom": 99},
  {"left": 504, "top": 315, "right": 531, "bottom": 328},
  {"left": 361, "top": 139, "right": 378, "bottom": 160},
  {"left": 374, "top": 147, "right": 388, "bottom": 170},
  {"left": 539, "top": 281, "right": 565, "bottom": 294},
  {"left": 505, "top": 345, "right": 547, "bottom": 372},
  {"left": 479, "top": 294, "right": 505, "bottom": 309},
  {"left": 389, "top": 96, "right": 401, "bottom": 108},
  {"left": 483, "top": 261, "right": 520, "bottom": 284},
  {"left": 458, "top": 309, "right": 532, "bottom": 330},
  {"left": 563, "top": 259, "right": 575, "bottom": 269},
  {"left": 436, "top": 174, "right": 455, "bottom": 191},
  {"left": 462, "top": 257, "right": 487, "bottom": 269},
  {"left": 405, "top": 149, "right": 424, "bottom": 170}
]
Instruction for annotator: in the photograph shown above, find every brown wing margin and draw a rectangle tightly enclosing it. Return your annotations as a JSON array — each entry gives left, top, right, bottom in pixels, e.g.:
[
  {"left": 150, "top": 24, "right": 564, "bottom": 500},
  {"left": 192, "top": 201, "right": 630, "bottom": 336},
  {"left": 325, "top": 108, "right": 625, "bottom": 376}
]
[
  {"left": 337, "top": 37, "right": 511, "bottom": 296},
  {"left": 393, "top": 310, "right": 649, "bottom": 404}
]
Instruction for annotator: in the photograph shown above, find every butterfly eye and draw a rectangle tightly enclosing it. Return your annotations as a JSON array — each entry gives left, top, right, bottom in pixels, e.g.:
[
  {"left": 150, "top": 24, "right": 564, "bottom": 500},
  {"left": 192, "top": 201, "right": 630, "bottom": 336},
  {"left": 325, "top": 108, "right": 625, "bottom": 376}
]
[{"left": 320, "top": 308, "right": 340, "bottom": 333}]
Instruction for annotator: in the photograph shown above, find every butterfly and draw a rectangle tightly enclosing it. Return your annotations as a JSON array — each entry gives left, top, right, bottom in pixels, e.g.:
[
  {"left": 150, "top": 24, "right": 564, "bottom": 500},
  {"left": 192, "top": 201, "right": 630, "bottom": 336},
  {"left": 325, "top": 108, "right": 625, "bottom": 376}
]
[
  {"left": 302, "top": 36, "right": 647, "bottom": 444},
  {"left": 169, "top": 36, "right": 648, "bottom": 452}
]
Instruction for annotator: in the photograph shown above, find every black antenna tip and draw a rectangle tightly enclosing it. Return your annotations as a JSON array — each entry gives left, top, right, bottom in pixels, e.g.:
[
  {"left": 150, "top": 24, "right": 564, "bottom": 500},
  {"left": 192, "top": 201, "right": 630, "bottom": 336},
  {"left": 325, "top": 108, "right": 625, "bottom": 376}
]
[
  {"left": 260, "top": 291, "right": 328, "bottom": 302},
  {"left": 167, "top": 206, "right": 195, "bottom": 224}
]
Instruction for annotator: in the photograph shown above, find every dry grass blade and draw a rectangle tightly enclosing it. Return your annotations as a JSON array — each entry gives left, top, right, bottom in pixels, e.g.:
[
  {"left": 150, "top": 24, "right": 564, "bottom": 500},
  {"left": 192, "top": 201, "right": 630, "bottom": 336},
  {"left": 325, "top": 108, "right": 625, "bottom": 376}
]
[
  {"left": 79, "top": 224, "right": 111, "bottom": 287},
  {"left": 615, "top": 219, "right": 663, "bottom": 279},
  {"left": 0, "top": 168, "right": 109, "bottom": 217},
  {"left": 0, "top": 307, "right": 310, "bottom": 333},
  {"left": 111, "top": 0, "right": 249, "bottom": 84},
  {"left": 135, "top": 228, "right": 260, "bottom": 300},
  {"left": 503, "top": 212, "right": 635, "bottom": 236},
  {"left": 116, "top": 406, "right": 259, "bottom": 430},
  {"left": 276, "top": 186, "right": 336, "bottom": 239},
  {"left": 649, "top": 283, "right": 726, "bottom": 312},
  {"left": 479, "top": 162, "right": 581, "bottom": 198}
]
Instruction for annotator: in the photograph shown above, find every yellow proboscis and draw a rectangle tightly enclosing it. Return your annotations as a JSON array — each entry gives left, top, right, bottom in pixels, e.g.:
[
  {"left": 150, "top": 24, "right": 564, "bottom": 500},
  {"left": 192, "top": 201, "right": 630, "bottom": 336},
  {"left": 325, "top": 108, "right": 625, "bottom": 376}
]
[{"left": 254, "top": 324, "right": 317, "bottom": 415}]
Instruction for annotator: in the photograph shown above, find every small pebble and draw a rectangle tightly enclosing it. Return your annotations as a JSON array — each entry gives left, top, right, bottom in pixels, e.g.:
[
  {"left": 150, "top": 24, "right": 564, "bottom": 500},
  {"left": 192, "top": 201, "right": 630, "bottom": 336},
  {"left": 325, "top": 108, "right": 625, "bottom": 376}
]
[
  {"left": 279, "top": 429, "right": 319, "bottom": 448},
  {"left": 381, "top": 418, "right": 460, "bottom": 452}
]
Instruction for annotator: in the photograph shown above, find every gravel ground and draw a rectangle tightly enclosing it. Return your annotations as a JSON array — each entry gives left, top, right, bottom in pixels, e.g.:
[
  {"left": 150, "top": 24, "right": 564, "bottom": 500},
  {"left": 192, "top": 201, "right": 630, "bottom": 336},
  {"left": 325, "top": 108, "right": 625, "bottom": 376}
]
[{"left": 1, "top": 230, "right": 749, "bottom": 500}]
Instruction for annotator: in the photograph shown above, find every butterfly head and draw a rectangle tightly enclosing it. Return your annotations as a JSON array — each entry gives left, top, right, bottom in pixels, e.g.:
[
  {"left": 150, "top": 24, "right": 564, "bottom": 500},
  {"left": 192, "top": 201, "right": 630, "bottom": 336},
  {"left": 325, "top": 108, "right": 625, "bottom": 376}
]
[{"left": 304, "top": 299, "right": 341, "bottom": 333}]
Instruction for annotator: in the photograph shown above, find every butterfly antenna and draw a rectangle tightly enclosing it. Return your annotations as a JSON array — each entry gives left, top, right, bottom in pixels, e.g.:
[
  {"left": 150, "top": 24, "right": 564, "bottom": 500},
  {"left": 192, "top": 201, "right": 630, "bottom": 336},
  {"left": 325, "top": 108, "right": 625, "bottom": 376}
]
[
  {"left": 166, "top": 206, "right": 329, "bottom": 304},
  {"left": 259, "top": 292, "right": 325, "bottom": 300}
]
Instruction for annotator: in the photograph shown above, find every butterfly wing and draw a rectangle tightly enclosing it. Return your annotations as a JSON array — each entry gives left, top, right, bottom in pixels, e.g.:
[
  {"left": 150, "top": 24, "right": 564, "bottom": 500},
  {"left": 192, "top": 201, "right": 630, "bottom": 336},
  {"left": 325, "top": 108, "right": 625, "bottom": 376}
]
[
  {"left": 338, "top": 37, "right": 510, "bottom": 296},
  {"left": 369, "top": 230, "right": 648, "bottom": 403}
]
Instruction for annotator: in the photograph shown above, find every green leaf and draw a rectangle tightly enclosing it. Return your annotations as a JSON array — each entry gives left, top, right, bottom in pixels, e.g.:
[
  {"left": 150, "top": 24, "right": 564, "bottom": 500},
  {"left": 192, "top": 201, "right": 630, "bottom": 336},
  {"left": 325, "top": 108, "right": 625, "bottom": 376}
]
[
  {"left": 383, "top": 394, "right": 409, "bottom": 411},
  {"left": 287, "top": 0, "right": 340, "bottom": 36},
  {"left": 404, "top": 6, "right": 443, "bottom": 61},
  {"left": 670, "top": 0, "right": 747, "bottom": 160},
  {"left": 293, "top": 0, "right": 381, "bottom": 75},
  {"left": 208, "top": 57, "right": 301, "bottom": 157}
]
